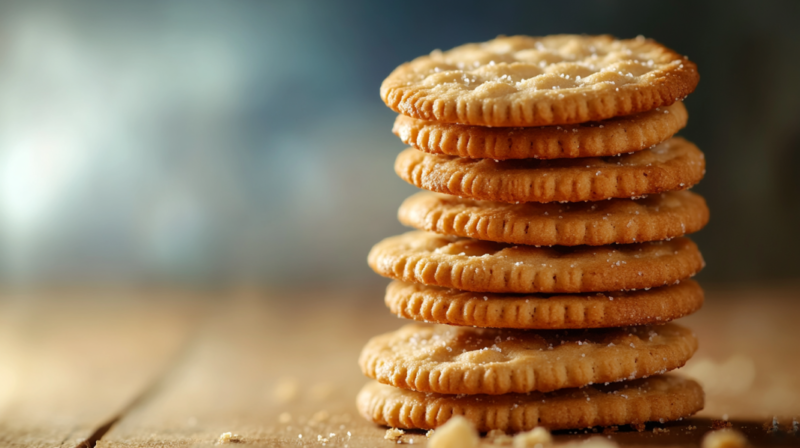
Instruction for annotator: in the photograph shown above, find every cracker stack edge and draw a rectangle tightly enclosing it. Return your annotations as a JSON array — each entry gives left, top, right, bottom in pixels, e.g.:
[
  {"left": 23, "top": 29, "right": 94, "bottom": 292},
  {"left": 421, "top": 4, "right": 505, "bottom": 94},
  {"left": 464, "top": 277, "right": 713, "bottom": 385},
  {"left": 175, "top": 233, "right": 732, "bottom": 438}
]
[{"left": 360, "top": 34, "right": 707, "bottom": 434}]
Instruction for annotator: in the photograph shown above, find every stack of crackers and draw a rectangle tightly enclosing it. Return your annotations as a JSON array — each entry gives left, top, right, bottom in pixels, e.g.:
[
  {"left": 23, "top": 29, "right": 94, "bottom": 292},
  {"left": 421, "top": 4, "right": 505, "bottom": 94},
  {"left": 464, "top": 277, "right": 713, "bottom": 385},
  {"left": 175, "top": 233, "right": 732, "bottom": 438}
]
[{"left": 359, "top": 35, "right": 707, "bottom": 433}]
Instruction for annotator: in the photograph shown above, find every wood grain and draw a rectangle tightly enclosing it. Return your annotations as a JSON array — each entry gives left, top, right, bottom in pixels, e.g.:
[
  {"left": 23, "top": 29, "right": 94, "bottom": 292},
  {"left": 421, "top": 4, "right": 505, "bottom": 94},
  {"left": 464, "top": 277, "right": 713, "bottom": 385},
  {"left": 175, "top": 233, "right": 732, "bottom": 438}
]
[
  {"left": 0, "top": 290, "right": 204, "bottom": 448},
  {"left": 96, "top": 287, "right": 403, "bottom": 447},
  {"left": 681, "top": 284, "right": 800, "bottom": 420},
  {"left": 97, "top": 285, "right": 800, "bottom": 447},
  {"left": 2, "top": 285, "right": 799, "bottom": 447}
]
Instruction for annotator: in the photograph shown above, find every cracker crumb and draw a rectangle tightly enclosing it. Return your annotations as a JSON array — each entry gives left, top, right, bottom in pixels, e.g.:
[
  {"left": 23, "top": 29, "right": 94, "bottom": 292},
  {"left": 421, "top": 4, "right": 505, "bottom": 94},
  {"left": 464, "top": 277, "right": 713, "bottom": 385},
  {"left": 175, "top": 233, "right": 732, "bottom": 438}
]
[
  {"left": 513, "top": 427, "right": 552, "bottom": 448},
  {"left": 702, "top": 428, "right": 747, "bottom": 448},
  {"left": 426, "top": 429, "right": 435, "bottom": 438},
  {"left": 632, "top": 423, "right": 646, "bottom": 432},
  {"left": 385, "top": 428, "right": 405, "bottom": 441},
  {"left": 487, "top": 429, "right": 513, "bottom": 444},
  {"left": 712, "top": 419, "right": 732, "bottom": 430},
  {"left": 216, "top": 432, "right": 241, "bottom": 444},
  {"left": 428, "top": 416, "right": 479, "bottom": 448},
  {"left": 763, "top": 417, "right": 779, "bottom": 433},
  {"left": 653, "top": 427, "right": 669, "bottom": 434},
  {"left": 602, "top": 426, "right": 618, "bottom": 435}
]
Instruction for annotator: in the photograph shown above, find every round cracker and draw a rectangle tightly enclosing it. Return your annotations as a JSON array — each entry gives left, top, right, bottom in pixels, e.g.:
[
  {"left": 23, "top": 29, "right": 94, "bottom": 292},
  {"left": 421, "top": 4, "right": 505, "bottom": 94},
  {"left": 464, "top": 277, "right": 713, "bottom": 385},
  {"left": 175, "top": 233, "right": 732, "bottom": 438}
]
[
  {"left": 385, "top": 280, "right": 703, "bottom": 329},
  {"left": 357, "top": 375, "right": 704, "bottom": 432},
  {"left": 368, "top": 231, "right": 704, "bottom": 293},
  {"left": 381, "top": 35, "right": 699, "bottom": 127},
  {"left": 398, "top": 190, "right": 709, "bottom": 246},
  {"left": 395, "top": 137, "right": 705, "bottom": 204},
  {"left": 393, "top": 102, "right": 687, "bottom": 160},
  {"left": 360, "top": 323, "right": 697, "bottom": 395}
]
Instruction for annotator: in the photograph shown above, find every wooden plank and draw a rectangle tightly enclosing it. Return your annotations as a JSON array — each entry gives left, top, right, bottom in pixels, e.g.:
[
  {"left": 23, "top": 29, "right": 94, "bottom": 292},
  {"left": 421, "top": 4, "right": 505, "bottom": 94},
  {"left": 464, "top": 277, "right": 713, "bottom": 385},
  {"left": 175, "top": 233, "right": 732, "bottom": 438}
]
[
  {"left": 97, "top": 287, "right": 403, "bottom": 447},
  {"left": 97, "top": 285, "right": 800, "bottom": 448},
  {"left": 681, "top": 284, "right": 800, "bottom": 420},
  {"left": 0, "top": 290, "right": 204, "bottom": 448}
]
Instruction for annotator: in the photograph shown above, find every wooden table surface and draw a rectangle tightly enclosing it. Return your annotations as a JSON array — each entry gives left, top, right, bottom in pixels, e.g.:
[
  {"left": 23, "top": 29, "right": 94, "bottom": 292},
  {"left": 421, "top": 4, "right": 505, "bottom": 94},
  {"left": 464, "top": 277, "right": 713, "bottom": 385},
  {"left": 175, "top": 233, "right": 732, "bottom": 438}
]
[{"left": 0, "top": 284, "right": 798, "bottom": 448}]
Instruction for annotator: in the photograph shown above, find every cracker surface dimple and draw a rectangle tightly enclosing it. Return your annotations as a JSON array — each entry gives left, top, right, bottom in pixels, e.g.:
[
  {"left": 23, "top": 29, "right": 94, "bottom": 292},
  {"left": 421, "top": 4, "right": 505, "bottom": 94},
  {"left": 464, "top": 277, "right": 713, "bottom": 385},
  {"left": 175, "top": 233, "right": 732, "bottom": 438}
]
[
  {"left": 393, "top": 102, "right": 687, "bottom": 160},
  {"left": 385, "top": 280, "right": 704, "bottom": 329},
  {"left": 395, "top": 137, "right": 705, "bottom": 204},
  {"left": 359, "top": 323, "right": 698, "bottom": 394},
  {"left": 368, "top": 230, "right": 704, "bottom": 293},
  {"left": 381, "top": 35, "right": 699, "bottom": 127},
  {"left": 398, "top": 190, "right": 709, "bottom": 246},
  {"left": 357, "top": 375, "right": 704, "bottom": 432}
]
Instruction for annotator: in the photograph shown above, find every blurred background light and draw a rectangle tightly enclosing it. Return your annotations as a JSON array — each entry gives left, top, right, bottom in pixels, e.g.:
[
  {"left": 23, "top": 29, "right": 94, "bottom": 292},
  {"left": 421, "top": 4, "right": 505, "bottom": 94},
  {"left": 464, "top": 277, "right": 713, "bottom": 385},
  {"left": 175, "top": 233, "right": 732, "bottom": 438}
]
[{"left": 0, "top": 0, "right": 797, "bottom": 288}]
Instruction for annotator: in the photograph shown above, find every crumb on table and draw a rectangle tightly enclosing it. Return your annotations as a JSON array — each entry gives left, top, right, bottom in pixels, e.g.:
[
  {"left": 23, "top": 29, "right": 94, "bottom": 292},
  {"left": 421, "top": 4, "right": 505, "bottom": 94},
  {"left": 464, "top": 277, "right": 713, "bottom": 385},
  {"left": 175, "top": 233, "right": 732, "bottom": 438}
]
[
  {"left": 384, "top": 428, "right": 405, "bottom": 441},
  {"left": 512, "top": 427, "right": 552, "bottom": 448},
  {"left": 428, "top": 416, "right": 478, "bottom": 448},
  {"left": 712, "top": 419, "right": 733, "bottom": 430},
  {"left": 702, "top": 428, "right": 747, "bottom": 448},
  {"left": 216, "top": 432, "right": 241, "bottom": 444}
]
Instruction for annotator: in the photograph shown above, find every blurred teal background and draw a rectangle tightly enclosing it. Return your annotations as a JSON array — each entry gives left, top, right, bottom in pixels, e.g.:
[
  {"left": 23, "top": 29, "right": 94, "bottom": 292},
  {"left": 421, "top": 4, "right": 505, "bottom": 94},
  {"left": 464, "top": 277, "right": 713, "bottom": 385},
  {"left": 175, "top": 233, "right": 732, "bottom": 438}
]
[{"left": 0, "top": 0, "right": 798, "bottom": 288}]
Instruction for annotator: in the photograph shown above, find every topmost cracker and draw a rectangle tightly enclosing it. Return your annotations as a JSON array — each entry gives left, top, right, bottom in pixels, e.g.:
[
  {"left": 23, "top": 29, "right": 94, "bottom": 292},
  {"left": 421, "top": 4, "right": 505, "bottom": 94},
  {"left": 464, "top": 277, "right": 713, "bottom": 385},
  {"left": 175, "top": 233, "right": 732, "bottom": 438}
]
[{"left": 381, "top": 35, "right": 698, "bottom": 127}]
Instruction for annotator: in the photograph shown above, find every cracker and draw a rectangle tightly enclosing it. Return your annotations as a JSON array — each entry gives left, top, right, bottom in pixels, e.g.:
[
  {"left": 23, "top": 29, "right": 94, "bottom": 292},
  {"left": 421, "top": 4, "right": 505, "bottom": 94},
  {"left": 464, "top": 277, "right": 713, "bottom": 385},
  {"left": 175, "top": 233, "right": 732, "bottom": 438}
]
[
  {"left": 703, "top": 429, "right": 747, "bottom": 448},
  {"left": 398, "top": 190, "right": 708, "bottom": 246},
  {"left": 368, "top": 231, "right": 704, "bottom": 293},
  {"left": 359, "top": 323, "right": 697, "bottom": 395},
  {"left": 428, "top": 416, "right": 479, "bottom": 448},
  {"left": 393, "top": 102, "right": 687, "bottom": 160},
  {"left": 357, "top": 375, "right": 704, "bottom": 431},
  {"left": 384, "top": 280, "right": 703, "bottom": 329},
  {"left": 380, "top": 35, "right": 699, "bottom": 127},
  {"left": 395, "top": 137, "right": 705, "bottom": 204}
]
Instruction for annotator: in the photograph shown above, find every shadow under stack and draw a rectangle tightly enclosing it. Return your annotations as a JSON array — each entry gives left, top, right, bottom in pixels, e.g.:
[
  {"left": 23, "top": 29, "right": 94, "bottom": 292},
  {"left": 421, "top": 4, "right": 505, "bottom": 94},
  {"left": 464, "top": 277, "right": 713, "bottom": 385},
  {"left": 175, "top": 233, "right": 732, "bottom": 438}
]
[{"left": 358, "top": 34, "right": 707, "bottom": 433}]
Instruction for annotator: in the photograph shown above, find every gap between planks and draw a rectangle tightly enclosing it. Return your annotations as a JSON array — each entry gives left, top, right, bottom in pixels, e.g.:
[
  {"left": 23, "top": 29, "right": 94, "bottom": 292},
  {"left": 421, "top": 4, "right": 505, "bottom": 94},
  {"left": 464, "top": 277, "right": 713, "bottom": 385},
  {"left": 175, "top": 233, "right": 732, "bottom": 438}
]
[{"left": 0, "top": 289, "right": 209, "bottom": 448}]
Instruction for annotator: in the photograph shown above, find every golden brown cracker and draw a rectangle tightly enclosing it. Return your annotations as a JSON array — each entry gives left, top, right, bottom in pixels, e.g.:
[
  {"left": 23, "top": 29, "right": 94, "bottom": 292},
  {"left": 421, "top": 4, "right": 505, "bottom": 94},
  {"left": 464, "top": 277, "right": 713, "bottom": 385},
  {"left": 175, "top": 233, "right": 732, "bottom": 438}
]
[
  {"left": 398, "top": 190, "right": 709, "bottom": 246},
  {"left": 357, "top": 375, "right": 704, "bottom": 431},
  {"left": 384, "top": 280, "right": 703, "bottom": 329},
  {"left": 395, "top": 137, "right": 705, "bottom": 204},
  {"left": 368, "top": 231, "right": 704, "bottom": 293},
  {"left": 393, "top": 102, "right": 687, "bottom": 160},
  {"left": 381, "top": 35, "right": 699, "bottom": 127},
  {"left": 359, "top": 323, "right": 697, "bottom": 395}
]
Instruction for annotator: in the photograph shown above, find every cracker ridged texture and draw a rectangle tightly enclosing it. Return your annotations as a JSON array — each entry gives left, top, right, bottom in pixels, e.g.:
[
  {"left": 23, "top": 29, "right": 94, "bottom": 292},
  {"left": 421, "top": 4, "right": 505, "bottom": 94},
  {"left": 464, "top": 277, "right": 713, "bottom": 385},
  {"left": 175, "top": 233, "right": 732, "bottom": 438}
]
[
  {"left": 385, "top": 280, "right": 703, "bottom": 329},
  {"left": 381, "top": 35, "right": 699, "bottom": 127},
  {"left": 393, "top": 102, "right": 687, "bottom": 160},
  {"left": 357, "top": 375, "right": 704, "bottom": 432},
  {"left": 368, "top": 231, "right": 704, "bottom": 293},
  {"left": 359, "top": 323, "right": 697, "bottom": 395},
  {"left": 395, "top": 137, "right": 705, "bottom": 204},
  {"left": 398, "top": 190, "right": 709, "bottom": 246}
]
